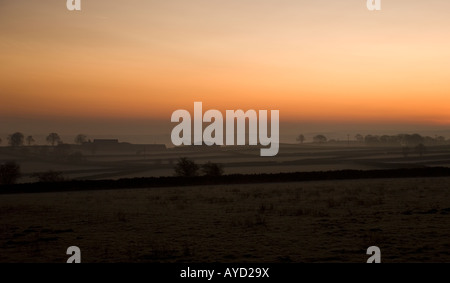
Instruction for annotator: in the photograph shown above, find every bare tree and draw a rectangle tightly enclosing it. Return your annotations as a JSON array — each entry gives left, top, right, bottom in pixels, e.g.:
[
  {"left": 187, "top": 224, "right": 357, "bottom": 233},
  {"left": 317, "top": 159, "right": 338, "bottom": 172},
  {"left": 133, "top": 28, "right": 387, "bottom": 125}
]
[
  {"left": 296, "top": 134, "right": 305, "bottom": 144},
  {"left": 74, "top": 134, "right": 87, "bottom": 145},
  {"left": 46, "top": 133, "right": 61, "bottom": 146},
  {"left": 201, "top": 162, "right": 224, "bottom": 177},
  {"left": 8, "top": 132, "right": 24, "bottom": 147},
  {"left": 26, "top": 135, "right": 35, "bottom": 146}
]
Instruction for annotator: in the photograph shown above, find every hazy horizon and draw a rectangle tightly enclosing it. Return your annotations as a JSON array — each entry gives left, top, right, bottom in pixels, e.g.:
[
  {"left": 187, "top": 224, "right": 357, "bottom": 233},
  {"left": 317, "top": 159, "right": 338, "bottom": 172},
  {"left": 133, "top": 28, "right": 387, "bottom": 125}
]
[{"left": 1, "top": 119, "right": 449, "bottom": 146}]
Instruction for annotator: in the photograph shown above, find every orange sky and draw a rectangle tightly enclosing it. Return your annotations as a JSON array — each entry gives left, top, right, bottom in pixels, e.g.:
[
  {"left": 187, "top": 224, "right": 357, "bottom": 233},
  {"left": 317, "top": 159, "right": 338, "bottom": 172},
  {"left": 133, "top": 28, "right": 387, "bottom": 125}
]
[{"left": 1, "top": 0, "right": 450, "bottom": 128}]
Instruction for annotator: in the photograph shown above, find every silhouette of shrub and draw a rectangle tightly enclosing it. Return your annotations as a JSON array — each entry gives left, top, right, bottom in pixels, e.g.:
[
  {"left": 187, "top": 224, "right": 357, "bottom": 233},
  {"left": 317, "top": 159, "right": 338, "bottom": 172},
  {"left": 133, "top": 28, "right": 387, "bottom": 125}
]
[
  {"left": 201, "top": 162, "right": 224, "bottom": 177},
  {"left": 313, "top": 135, "right": 327, "bottom": 143},
  {"left": 174, "top": 157, "right": 199, "bottom": 177},
  {"left": 46, "top": 133, "right": 61, "bottom": 146},
  {"left": 0, "top": 162, "right": 21, "bottom": 185}
]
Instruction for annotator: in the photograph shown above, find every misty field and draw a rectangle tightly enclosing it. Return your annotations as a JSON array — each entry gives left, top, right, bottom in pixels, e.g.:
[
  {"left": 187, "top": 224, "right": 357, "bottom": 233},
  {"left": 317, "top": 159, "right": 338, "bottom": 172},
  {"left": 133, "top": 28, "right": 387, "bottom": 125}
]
[
  {"left": 5, "top": 143, "right": 450, "bottom": 183},
  {"left": 1, "top": 177, "right": 450, "bottom": 263}
]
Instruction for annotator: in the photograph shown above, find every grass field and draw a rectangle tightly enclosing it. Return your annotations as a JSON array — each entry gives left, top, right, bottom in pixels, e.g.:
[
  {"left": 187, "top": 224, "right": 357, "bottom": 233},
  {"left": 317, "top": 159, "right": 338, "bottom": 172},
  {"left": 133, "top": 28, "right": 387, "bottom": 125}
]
[{"left": 1, "top": 177, "right": 450, "bottom": 263}]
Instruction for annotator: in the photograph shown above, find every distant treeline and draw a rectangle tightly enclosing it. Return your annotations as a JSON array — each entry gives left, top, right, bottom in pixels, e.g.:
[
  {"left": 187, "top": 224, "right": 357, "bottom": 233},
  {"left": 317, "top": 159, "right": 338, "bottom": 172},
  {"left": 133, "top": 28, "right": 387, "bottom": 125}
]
[
  {"left": 356, "top": 133, "right": 447, "bottom": 145},
  {"left": 298, "top": 133, "right": 448, "bottom": 145},
  {"left": 2, "top": 167, "right": 450, "bottom": 195},
  {"left": 2, "top": 132, "right": 448, "bottom": 147}
]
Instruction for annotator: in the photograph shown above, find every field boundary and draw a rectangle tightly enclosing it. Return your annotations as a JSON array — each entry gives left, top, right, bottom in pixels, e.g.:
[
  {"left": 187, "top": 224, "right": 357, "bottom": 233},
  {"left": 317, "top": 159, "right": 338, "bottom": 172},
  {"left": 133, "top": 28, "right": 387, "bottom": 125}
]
[{"left": 2, "top": 166, "right": 450, "bottom": 194}]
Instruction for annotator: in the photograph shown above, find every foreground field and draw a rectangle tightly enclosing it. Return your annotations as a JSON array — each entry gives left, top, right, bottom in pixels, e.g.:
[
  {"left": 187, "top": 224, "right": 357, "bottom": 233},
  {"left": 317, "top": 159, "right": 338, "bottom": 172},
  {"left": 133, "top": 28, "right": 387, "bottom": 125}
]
[{"left": 1, "top": 177, "right": 450, "bottom": 263}]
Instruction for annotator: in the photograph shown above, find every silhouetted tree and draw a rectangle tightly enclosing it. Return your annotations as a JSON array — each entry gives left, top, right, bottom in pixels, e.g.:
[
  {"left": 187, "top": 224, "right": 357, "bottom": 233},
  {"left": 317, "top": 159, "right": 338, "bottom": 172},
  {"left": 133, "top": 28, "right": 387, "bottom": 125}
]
[
  {"left": 31, "top": 171, "right": 64, "bottom": 183},
  {"left": 26, "top": 135, "right": 35, "bottom": 146},
  {"left": 74, "top": 134, "right": 87, "bottom": 145},
  {"left": 436, "top": 136, "right": 446, "bottom": 144},
  {"left": 8, "top": 132, "right": 24, "bottom": 147},
  {"left": 201, "top": 162, "right": 224, "bottom": 177},
  {"left": 174, "top": 157, "right": 199, "bottom": 177},
  {"left": 390, "top": 135, "right": 400, "bottom": 144},
  {"left": 415, "top": 143, "right": 426, "bottom": 157},
  {"left": 379, "top": 135, "right": 390, "bottom": 144},
  {"left": 355, "top": 134, "right": 364, "bottom": 143},
  {"left": 313, "top": 135, "right": 327, "bottom": 143},
  {"left": 424, "top": 136, "right": 436, "bottom": 144},
  {"left": 381, "top": 135, "right": 400, "bottom": 144},
  {"left": 46, "top": 133, "right": 61, "bottom": 146},
  {"left": 396, "top": 133, "right": 426, "bottom": 146},
  {"left": 409, "top": 134, "right": 424, "bottom": 146},
  {"left": 364, "top": 135, "right": 380, "bottom": 144},
  {"left": 296, "top": 134, "right": 305, "bottom": 144},
  {"left": 0, "top": 162, "right": 21, "bottom": 185},
  {"left": 398, "top": 134, "right": 409, "bottom": 145}
]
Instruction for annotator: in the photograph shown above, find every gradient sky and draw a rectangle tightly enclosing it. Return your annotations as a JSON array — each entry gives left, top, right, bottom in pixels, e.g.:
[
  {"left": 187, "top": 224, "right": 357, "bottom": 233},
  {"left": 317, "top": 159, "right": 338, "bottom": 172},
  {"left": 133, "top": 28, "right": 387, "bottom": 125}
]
[{"left": 1, "top": 0, "right": 450, "bottom": 138}]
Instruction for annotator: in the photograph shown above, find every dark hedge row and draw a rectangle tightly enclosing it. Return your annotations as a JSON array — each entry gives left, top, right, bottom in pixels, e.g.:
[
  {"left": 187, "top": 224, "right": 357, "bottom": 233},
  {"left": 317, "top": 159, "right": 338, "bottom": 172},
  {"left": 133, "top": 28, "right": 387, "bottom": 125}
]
[{"left": 2, "top": 167, "right": 450, "bottom": 194}]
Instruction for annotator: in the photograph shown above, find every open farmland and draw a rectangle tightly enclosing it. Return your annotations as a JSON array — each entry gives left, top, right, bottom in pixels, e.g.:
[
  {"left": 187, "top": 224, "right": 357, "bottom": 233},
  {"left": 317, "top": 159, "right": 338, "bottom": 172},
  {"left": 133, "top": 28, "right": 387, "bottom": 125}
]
[
  {"left": 2, "top": 143, "right": 450, "bottom": 182},
  {"left": 1, "top": 177, "right": 450, "bottom": 263}
]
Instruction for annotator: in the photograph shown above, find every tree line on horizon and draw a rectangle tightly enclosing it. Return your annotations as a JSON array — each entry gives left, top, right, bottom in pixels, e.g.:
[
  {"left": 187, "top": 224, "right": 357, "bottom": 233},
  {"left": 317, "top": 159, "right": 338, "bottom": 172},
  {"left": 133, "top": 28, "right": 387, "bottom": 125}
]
[
  {"left": 1, "top": 132, "right": 88, "bottom": 147},
  {"left": 297, "top": 133, "right": 448, "bottom": 146},
  {"left": 2, "top": 132, "right": 448, "bottom": 148}
]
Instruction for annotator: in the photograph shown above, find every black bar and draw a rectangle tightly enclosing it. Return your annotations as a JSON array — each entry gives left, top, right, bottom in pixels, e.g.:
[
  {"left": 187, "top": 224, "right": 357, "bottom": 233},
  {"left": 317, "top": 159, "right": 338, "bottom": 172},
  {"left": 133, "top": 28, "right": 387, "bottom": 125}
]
[{"left": 0, "top": 263, "right": 446, "bottom": 282}]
